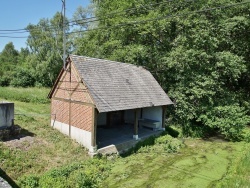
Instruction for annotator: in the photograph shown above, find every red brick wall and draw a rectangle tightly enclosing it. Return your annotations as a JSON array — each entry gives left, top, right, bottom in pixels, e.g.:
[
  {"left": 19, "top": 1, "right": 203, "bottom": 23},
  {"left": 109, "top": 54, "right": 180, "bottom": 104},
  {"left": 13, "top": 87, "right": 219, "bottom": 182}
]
[
  {"left": 71, "top": 103, "right": 92, "bottom": 131},
  {"left": 51, "top": 62, "right": 94, "bottom": 132},
  {"left": 51, "top": 99, "right": 69, "bottom": 124}
]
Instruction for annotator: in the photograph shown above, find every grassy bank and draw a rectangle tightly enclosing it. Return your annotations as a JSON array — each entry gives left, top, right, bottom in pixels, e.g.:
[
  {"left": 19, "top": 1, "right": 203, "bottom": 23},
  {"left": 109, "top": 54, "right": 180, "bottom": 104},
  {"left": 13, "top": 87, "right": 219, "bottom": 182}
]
[
  {"left": 0, "top": 87, "right": 50, "bottom": 103},
  {"left": 1, "top": 87, "right": 250, "bottom": 187},
  {"left": 0, "top": 87, "right": 89, "bottom": 186}
]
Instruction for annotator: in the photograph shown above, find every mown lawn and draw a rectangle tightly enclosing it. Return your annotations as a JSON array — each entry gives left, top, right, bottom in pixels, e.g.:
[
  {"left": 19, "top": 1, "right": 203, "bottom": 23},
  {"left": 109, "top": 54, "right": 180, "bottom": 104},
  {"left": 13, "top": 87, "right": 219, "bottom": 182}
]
[{"left": 1, "top": 87, "right": 250, "bottom": 187}]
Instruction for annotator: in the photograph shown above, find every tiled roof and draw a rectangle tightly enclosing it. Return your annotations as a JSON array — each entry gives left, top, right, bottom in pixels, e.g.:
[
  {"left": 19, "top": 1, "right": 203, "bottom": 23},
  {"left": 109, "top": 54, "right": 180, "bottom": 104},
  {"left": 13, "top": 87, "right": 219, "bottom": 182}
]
[{"left": 70, "top": 55, "right": 173, "bottom": 113}]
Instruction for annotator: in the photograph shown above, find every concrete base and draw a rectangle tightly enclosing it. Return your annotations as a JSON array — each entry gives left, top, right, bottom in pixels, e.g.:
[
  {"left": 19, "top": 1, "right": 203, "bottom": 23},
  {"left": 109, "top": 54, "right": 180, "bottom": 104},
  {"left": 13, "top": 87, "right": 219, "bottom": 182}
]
[
  {"left": 133, "top": 135, "right": 139, "bottom": 140},
  {"left": 51, "top": 120, "right": 92, "bottom": 151}
]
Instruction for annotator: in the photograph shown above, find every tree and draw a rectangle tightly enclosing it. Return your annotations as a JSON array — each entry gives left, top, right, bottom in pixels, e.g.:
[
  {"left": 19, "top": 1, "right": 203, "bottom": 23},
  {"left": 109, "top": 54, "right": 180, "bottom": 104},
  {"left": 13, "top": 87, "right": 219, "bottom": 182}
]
[
  {"left": 26, "top": 12, "right": 70, "bottom": 86},
  {"left": 0, "top": 42, "right": 19, "bottom": 64},
  {"left": 74, "top": 0, "right": 250, "bottom": 140},
  {"left": 0, "top": 42, "right": 19, "bottom": 86}
]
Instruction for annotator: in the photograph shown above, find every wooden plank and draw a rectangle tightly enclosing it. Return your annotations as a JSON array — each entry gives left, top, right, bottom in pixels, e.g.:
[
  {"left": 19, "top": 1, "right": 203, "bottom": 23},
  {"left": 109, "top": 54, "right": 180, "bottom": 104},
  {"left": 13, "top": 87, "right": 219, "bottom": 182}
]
[
  {"left": 134, "top": 108, "right": 139, "bottom": 136},
  {"left": 162, "top": 105, "right": 167, "bottom": 129},
  {"left": 91, "top": 108, "right": 98, "bottom": 147},
  {"left": 52, "top": 97, "right": 95, "bottom": 108}
]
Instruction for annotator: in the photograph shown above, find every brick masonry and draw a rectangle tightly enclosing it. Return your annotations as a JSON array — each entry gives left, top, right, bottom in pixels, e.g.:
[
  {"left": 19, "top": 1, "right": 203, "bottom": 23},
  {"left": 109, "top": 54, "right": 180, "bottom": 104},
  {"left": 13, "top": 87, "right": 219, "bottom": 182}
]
[{"left": 51, "top": 62, "right": 94, "bottom": 134}]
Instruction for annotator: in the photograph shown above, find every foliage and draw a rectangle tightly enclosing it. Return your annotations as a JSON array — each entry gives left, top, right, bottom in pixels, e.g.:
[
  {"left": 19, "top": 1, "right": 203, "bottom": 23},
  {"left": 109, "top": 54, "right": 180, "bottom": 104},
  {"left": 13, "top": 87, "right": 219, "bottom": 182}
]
[
  {"left": 211, "top": 143, "right": 250, "bottom": 187},
  {"left": 0, "top": 12, "right": 69, "bottom": 87},
  {"left": 124, "top": 134, "right": 184, "bottom": 155},
  {"left": 199, "top": 105, "right": 250, "bottom": 140},
  {"left": 0, "top": 87, "right": 50, "bottom": 103},
  {"left": 18, "top": 159, "right": 111, "bottom": 188},
  {"left": 0, "top": 0, "right": 250, "bottom": 140},
  {"left": 0, "top": 75, "right": 11, "bottom": 86},
  {"left": 10, "top": 68, "right": 35, "bottom": 87},
  {"left": 73, "top": 0, "right": 250, "bottom": 140},
  {"left": 164, "top": 126, "right": 180, "bottom": 138}
]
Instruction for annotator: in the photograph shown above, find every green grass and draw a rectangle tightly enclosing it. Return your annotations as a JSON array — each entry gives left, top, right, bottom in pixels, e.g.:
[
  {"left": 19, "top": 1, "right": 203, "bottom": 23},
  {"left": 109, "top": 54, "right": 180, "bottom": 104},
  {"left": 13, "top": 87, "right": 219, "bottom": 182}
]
[
  {"left": 1, "top": 87, "right": 250, "bottom": 187},
  {"left": 0, "top": 87, "right": 50, "bottom": 103},
  {"left": 101, "top": 139, "right": 245, "bottom": 188},
  {"left": 0, "top": 87, "right": 90, "bottom": 186}
]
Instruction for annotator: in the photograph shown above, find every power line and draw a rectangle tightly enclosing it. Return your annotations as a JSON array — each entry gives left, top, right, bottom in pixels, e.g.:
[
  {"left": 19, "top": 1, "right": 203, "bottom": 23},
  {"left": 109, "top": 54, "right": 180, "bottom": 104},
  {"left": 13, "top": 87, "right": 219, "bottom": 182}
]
[
  {"left": 66, "top": 1, "right": 250, "bottom": 36},
  {"left": 0, "top": 0, "right": 194, "bottom": 35},
  {"left": 0, "top": 1, "right": 249, "bottom": 38},
  {"left": 0, "top": 35, "right": 28, "bottom": 38},
  {"left": 67, "top": 0, "right": 190, "bottom": 25}
]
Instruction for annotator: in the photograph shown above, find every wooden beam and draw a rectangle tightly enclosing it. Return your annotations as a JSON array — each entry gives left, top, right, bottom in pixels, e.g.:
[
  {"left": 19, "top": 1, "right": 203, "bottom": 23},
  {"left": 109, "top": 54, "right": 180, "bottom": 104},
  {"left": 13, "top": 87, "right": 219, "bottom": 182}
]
[
  {"left": 52, "top": 97, "right": 95, "bottom": 108},
  {"left": 91, "top": 108, "right": 98, "bottom": 148},
  {"left": 107, "top": 112, "right": 111, "bottom": 127},
  {"left": 162, "top": 106, "right": 167, "bottom": 129},
  {"left": 133, "top": 108, "right": 140, "bottom": 139}
]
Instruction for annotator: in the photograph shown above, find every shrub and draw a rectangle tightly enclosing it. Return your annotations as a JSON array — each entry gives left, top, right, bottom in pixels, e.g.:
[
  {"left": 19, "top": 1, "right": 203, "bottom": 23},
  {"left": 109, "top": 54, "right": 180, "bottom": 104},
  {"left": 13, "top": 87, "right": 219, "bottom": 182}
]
[
  {"left": 18, "top": 159, "right": 111, "bottom": 188},
  {"left": 0, "top": 75, "right": 11, "bottom": 86},
  {"left": 199, "top": 105, "right": 250, "bottom": 141},
  {"left": 10, "top": 68, "right": 35, "bottom": 87}
]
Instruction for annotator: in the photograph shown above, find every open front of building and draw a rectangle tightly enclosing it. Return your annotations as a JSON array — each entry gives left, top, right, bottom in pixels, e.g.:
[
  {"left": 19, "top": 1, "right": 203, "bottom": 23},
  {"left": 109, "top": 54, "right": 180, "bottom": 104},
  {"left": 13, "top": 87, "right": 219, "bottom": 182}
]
[
  {"left": 49, "top": 55, "right": 173, "bottom": 153},
  {"left": 96, "top": 106, "right": 167, "bottom": 148}
]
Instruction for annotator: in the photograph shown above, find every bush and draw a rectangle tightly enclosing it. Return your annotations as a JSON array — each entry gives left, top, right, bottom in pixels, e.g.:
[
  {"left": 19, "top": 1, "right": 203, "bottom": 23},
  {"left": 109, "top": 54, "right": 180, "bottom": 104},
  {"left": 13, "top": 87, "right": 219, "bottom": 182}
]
[
  {"left": 10, "top": 68, "right": 35, "bottom": 87},
  {"left": 155, "top": 135, "right": 184, "bottom": 153},
  {"left": 164, "top": 126, "right": 180, "bottom": 138},
  {"left": 18, "top": 159, "right": 111, "bottom": 188},
  {"left": 0, "top": 75, "right": 11, "bottom": 86},
  {"left": 199, "top": 105, "right": 250, "bottom": 141}
]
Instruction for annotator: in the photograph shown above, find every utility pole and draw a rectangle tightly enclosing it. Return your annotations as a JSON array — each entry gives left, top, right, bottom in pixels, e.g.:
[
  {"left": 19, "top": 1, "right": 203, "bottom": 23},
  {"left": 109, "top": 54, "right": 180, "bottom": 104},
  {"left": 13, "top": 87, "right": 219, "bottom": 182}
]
[{"left": 62, "top": 0, "right": 66, "bottom": 70}]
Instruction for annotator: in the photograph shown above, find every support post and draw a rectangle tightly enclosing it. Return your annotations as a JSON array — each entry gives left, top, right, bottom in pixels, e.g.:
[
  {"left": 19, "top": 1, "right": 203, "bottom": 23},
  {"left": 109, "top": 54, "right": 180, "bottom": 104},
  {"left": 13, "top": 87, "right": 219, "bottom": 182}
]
[
  {"left": 90, "top": 108, "right": 98, "bottom": 153},
  {"left": 133, "top": 108, "right": 139, "bottom": 140},
  {"left": 162, "top": 106, "right": 167, "bottom": 131}
]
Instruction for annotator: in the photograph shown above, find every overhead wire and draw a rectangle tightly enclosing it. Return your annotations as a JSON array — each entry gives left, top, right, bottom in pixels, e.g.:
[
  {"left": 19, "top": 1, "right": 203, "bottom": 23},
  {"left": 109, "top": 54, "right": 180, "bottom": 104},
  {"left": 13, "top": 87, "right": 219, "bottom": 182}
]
[
  {"left": 0, "top": 1, "right": 249, "bottom": 39},
  {"left": 66, "top": 1, "right": 250, "bottom": 36},
  {"left": 0, "top": 0, "right": 194, "bottom": 36},
  {"left": 67, "top": 0, "right": 192, "bottom": 26}
]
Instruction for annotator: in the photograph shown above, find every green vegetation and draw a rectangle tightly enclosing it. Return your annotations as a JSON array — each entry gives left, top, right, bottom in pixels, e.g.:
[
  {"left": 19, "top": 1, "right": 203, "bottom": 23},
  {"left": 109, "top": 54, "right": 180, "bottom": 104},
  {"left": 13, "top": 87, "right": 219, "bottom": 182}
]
[
  {"left": 101, "top": 139, "right": 247, "bottom": 188},
  {"left": 1, "top": 0, "right": 250, "bottom": 140},
  {"left": 0, "top": 88, "right": 89, "bottom": 186},
  {"left": 18, "top": 159, "right": 111, "bottom": 188},
  {"left": 77, "top": 0, "right": 250, "bottom": 141},
  {"left": 0, "top": 82, "right": 250, "bottom": 188},
  {"left": 0, "top": 87, "right": 50, "bottom": 103}
]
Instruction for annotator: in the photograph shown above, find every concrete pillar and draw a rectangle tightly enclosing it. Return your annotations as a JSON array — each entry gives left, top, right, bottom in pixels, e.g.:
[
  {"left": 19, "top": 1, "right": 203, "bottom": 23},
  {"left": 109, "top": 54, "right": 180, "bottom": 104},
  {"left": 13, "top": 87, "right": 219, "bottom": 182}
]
[{"left": 0, "top": 102, "right": 14, "bottom": 128}]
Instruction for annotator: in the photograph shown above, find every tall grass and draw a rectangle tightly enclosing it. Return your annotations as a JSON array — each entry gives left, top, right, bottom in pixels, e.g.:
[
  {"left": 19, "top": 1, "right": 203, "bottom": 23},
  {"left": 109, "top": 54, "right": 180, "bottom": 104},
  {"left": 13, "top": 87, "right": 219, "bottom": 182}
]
[
  {"left": 0, "top": 87, "right": 50, "bottom": 103},
  {"left": 215, "top": 143, "right": 250, "bottom": 187}
]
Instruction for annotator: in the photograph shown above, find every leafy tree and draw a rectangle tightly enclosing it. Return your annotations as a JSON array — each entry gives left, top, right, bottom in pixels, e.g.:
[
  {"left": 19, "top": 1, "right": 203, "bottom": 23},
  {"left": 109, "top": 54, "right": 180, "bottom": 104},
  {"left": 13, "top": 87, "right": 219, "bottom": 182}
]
[
  {"left": 26, "top": 12, "right": 70, "bottom": 86},
  {"left": 74, "top": 0, "right": 250, "bottom": 140},
  {"left": 0, "top": 42, "right": 19, "bottom": 86},
  {"left": 0, "top": 42, "right": 19, "bottom": 64}
]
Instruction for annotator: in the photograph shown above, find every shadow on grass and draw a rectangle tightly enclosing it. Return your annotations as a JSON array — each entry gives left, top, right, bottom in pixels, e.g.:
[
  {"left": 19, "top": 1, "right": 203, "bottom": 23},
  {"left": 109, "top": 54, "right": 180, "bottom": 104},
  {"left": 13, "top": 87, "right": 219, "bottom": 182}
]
[
  {"left": 1, "top": 125, "right": 35, "bottom": 142},
  {"left": 0, "top": 168, "right": 19, "bottom": 188}
]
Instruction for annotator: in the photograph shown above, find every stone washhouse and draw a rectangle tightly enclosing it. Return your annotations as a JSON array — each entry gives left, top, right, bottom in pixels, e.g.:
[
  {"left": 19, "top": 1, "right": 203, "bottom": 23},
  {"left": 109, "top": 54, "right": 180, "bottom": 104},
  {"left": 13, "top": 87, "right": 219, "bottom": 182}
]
[{"left": 48, "top": 55, "right": 173, "bottom": 153}]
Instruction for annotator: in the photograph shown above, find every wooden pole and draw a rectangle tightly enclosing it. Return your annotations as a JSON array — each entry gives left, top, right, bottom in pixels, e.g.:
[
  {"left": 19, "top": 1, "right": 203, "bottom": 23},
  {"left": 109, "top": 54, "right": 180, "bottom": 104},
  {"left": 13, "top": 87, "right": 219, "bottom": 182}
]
[
  {"left": 133, "top": 108, "right": 139, "bottom": 139},
  {"left": 91, "top": 108, "right": 98, "bottom": 151},
  {"left": 162, "top": 106, "right": 167, "bottom": 130}
]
